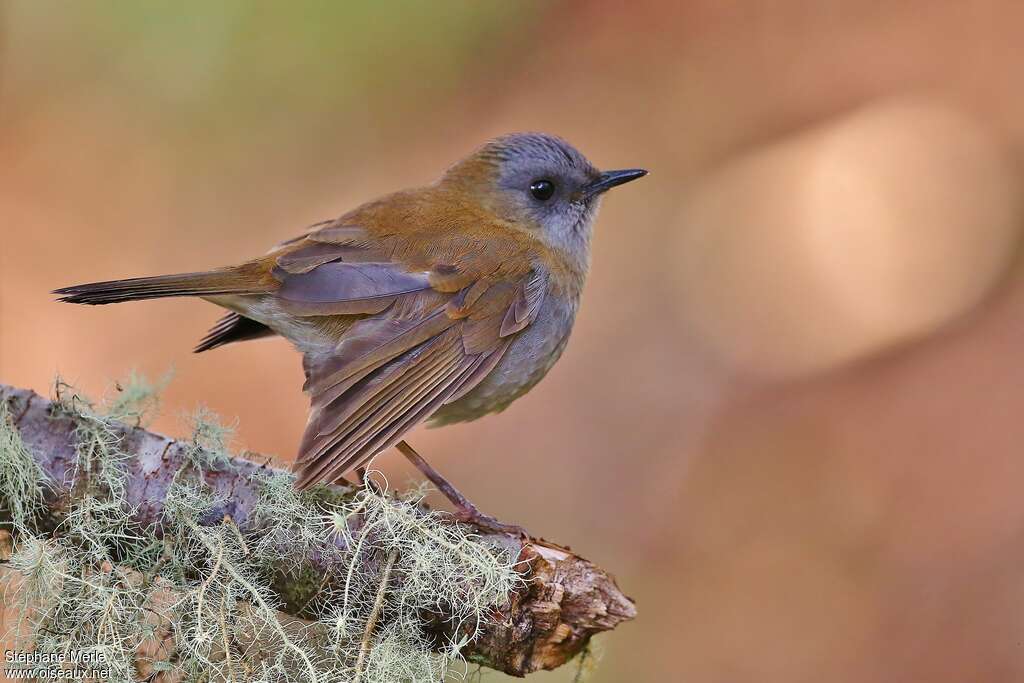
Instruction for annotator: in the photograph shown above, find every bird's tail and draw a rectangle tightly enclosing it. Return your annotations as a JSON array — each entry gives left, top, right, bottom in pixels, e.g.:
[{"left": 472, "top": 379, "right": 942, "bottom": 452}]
[{"left": 54, "top": 267, "right": 267, "bottom": 305}]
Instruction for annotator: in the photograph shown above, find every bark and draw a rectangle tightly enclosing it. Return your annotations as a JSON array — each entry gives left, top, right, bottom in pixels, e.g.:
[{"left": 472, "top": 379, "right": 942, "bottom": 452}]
[{"left": 0, "top": 383, "right": 636, "bottom": 677}]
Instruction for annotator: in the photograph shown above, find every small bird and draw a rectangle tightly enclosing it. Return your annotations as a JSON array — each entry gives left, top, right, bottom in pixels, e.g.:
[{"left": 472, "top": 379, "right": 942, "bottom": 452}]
[{"left": 55, "top": 133, "right": 646, "bottom": 530}]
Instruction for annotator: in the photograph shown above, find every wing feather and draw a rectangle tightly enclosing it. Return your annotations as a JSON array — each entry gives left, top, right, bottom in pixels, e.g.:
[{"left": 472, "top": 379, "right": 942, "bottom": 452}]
[
  {"left": 305, "top": 307, "right": 455, "bottom": 401},
  {"left": 276, "top": 262, "right": 431, "bottom": 316},
  {"left": 272, "top": 225, "right": 548, "bottom": 489},
  {"left": 300, "top": 330, "right": 459, "bottom": 460},
  {"left": 298, "top": 337, "right": 474, "bottom": 483},
  {"left": 339, "top": 356, "right": 486, "bottom": 474}
]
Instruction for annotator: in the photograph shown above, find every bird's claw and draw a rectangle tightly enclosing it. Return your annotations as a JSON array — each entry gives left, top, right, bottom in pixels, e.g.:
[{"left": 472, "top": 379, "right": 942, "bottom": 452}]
[{"left": 452, "top": 506, "right": 530, "bottom": 541}]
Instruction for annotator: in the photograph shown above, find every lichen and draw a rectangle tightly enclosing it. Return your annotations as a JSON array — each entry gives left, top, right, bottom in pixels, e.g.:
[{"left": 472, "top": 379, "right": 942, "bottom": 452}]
[
  {"left": 102, "top": 369, "right": 173, "bottom": 429},
  {"left": 2, "top": 375, "right": 522, "bottom": 682},
  {"left": 0, "top": 399, "right": 52, "bottom": 533},
  {"left": 182, "top": 405, "right": 237, "bottom": 472}
]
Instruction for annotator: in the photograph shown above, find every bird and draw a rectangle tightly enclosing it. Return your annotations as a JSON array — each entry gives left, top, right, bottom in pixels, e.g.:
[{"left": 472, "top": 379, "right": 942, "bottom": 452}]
[{"left": 55, "top": 132, "right": 646, "bottom": 532}]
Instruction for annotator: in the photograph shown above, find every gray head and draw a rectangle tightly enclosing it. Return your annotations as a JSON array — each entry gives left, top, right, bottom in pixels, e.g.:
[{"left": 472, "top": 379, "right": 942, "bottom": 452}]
[{"left": 442, "top": 133, "right": 646, "bottom": 266}]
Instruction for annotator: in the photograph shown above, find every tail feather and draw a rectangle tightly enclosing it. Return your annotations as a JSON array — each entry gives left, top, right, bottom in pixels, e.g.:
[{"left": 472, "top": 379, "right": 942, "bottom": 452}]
[
  {"left": 193, "top": 313, "right": 273, "bottom": 353},
  {"left": 54, "top": 269, "right": 262, "bottom": 305}
]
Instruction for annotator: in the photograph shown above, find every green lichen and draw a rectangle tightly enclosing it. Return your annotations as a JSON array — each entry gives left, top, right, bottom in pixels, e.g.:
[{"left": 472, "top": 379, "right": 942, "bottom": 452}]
[
  {"left": 2, "top": 375, "right": 521, "bottom": 682},
  {"left": 182, "top": 405, "right": 237, "bottom": 472},
  {"left": 0, "top": 399, "right": 52, "bottom": 533},
  {"left": 103, "top": 369, "right": 173, "bottom": 428}
]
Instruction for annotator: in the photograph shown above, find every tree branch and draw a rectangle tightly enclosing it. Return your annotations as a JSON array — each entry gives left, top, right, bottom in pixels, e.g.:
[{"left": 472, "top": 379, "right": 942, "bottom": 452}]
[{"left": 0, "top": 383, "right": 635, "bottom": 677}]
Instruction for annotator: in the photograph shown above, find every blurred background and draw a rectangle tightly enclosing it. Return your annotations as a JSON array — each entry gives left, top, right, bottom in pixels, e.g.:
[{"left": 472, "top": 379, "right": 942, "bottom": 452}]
[{"left": 4, "top": 1, "right": 1024, "bottom": 680}]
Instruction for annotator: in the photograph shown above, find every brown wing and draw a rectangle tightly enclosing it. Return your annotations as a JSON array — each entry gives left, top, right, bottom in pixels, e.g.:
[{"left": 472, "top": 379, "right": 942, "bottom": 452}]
[{"left": 273, "top": 223, "right": 547, "bottom": 490}]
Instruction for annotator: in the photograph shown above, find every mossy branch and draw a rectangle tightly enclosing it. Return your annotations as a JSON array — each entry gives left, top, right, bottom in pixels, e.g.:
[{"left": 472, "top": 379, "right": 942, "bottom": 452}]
[{"left": 0, "top": 382, "right": 635, "bottom": 679}]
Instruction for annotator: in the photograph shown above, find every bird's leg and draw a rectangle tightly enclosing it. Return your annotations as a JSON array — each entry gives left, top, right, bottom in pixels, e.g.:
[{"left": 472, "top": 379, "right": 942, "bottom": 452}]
[{"left": 396, "top": 440, "right": 529, "bottom": 539}]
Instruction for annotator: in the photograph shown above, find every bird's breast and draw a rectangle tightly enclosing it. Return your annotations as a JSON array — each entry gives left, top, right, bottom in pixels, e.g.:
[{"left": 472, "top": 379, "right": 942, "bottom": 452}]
[{"left": 429, "top": 291, "right": 580, "bottom": 426}]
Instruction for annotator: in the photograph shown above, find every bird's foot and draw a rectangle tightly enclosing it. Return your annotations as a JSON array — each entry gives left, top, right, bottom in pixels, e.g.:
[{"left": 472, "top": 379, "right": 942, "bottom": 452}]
[
  {"left": 451, "top": 503, "right": 530, "bottom": 540},
  {"left": 396, "top": 439, "right": 530, "bottom": 540}
]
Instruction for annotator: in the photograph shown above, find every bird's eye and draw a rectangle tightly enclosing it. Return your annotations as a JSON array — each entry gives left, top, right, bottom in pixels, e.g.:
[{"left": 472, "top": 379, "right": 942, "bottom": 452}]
[{"left": 529, "top": 179, "right": 556, "bottom": 201}]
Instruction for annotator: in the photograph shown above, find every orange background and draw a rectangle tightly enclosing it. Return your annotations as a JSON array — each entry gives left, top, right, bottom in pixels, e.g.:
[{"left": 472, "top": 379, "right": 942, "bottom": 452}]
[{"left": 5, "top": 2, "right": 1024, "bottom": 680}]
